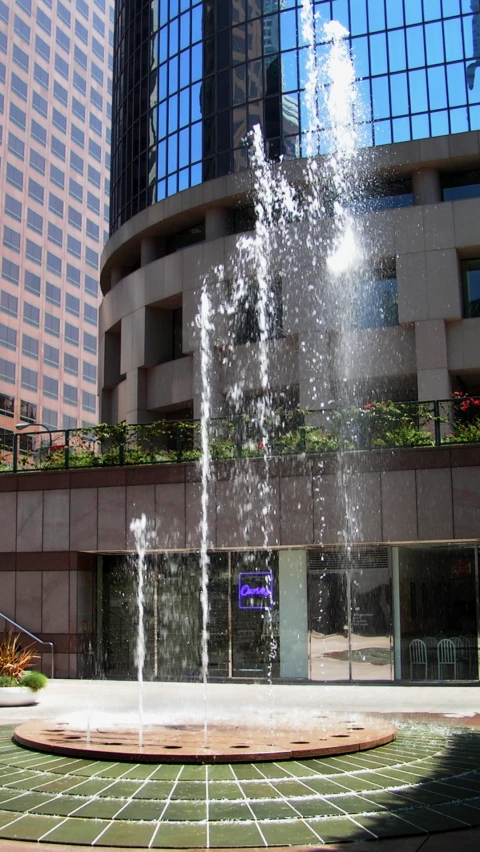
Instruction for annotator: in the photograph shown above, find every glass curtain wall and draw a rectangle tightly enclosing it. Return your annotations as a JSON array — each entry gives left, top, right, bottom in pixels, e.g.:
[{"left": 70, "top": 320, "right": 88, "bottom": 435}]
[{"left": 111, "top": 0, "right": 480, "bottom": 231}]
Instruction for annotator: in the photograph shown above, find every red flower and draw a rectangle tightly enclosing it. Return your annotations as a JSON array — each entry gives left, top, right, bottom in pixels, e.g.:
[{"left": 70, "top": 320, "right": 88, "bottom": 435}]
[{"left": 364, "top": 403, "right": 374, "bottom": 409}]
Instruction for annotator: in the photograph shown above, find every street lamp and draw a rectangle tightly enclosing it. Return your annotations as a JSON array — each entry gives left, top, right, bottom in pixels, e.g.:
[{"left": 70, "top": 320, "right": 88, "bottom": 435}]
[{"left": 15, "top": 422, "right": 53, "bottom": 449}]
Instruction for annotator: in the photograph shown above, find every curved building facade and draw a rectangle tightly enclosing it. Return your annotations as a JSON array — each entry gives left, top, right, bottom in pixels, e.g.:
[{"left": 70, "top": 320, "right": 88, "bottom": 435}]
[
  {"left": 93, "top": 0, "right": 480, "bottom": 683},
  {"left": 110, "top": 0, "right": 480, "bottom": 232}
]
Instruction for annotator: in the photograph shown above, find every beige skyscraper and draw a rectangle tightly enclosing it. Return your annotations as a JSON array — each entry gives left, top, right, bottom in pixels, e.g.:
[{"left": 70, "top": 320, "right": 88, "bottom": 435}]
[{"left": 0, "top": 0, "right": 113, "bottom": 452}]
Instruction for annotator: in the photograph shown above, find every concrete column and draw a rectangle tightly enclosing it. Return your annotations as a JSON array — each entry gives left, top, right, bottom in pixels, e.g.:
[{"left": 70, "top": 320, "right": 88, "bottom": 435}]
[
  {"left": 141, "top": 236, "right": 166, "bottom": 266},
  {"left": 279, "top": 550, "right": 308, "bottom": 679},
  {"left": 412, "top": 168, "right": 441, "bottom": 205},
  {"left": 415, "top": 319, "right": 452, "bottom": 401},
  {"left": 205, "top": 207, "right": 233, "bottom": 241},
  {"left": 125, "top": 368, "right": 153, "bottom": 424},
  {"left": 110, "top": 266, "right": 126, "bottom": 289}
]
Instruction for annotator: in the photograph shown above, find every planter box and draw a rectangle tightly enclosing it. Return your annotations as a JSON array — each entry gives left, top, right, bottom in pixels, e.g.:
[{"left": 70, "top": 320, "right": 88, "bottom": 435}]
[{"left": 0, "top": 687, "right": 36, "bottom": 707}]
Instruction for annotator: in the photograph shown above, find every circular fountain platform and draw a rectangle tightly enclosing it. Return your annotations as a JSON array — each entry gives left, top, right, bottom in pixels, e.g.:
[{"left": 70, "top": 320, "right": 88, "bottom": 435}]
[{"left": 14, "top": 717, "right": 396, "bottom": 763}]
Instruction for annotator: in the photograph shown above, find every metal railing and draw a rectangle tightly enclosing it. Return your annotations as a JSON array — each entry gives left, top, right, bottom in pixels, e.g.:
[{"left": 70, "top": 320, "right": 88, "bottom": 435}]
[
  {"left": 0, "top": 396, "right": 479, "bottom": 474},
  {"left": 0, "top": 613, "right": 54, "bottom": 679}
]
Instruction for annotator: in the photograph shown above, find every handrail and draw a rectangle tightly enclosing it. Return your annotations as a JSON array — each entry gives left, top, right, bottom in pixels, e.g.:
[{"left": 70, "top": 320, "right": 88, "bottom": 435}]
[
  {"left": 0, "top": 613, "right": 54, "bottom": 679},
  {"left": 1, "top": 396, "right": 480, "bottom": 472}
]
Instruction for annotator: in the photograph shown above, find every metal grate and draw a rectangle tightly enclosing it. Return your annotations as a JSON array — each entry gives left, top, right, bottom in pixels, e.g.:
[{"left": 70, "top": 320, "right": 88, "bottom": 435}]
[{"left": 308, "top": 547, "right": 389, "bottom": 571}]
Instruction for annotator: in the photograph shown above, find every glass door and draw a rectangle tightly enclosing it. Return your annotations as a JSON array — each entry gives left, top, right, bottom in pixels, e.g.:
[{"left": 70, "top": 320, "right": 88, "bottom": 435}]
[
  {"left": 350, "top": 568, "right": 393, "bottom": 680},
  {"left": 308, "top": 560, "right": 393, "bottom": 682},
  {"left": 308, "top": 570, "right": 350, "bottom": 680}
]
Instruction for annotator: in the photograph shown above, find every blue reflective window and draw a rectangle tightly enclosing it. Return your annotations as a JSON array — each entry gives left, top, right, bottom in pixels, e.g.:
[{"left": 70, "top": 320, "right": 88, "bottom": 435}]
[
  {"left": 352, "top": 36, "right": 369, "bottom": 79},
  {"left": 388, "top": 30, "right": 407, "bottom": 73},
  {"left": 447, "top": 62, "right": 467, "bottom": 107},
  {"left": 280, "top": 10, "right": 297, "bottom": 51},
  {"left": 442, "top": 0, "right": 460, "bottom": 17},
  {"left": 409, "top": 69, "right": 428, "bottom": 113},
  {"left": 406, "top": 25, "right": 425, "bottom": 69},
  {"left": 393, "top": 116, "right": 411, "bottom": 141},
  {"left": 385, "top": 0, "right": 404, "bottom": 29},
  {"left": 425, "top": 22, "right": 445, "bottom": 65},
  {"left": 180, "top": 49, "right": 190, "bottom": 87},
  {"left": 424, "top": 0, "right": 442, "bottom": 21},
  {"left": 180, "top": 12, "right": 189, "bottom": 50},
  {"left": 370, "top": 33, "right": 387, "bottom": 76},
  {"left": 431, "top": 109, "right": 449, "bottom": 135},
  {"left": 444, "top": 17, "right": 464, "bottom": 62},
  {"left": 450, "top": 106, "right": 469, "bottom": 132},
  {"left": 372, "top": 76, "right": 390, "bottom": 119},
  {"left": 390, "top": 73, "right": 409, "bottom": 116},
  {"left": 169, "top": 57, "right": 178, "bottom": 93},
  {"left": 350, "top": 0, "right": 367, "bottom": 36},
  {"left": 179, "top": 127, "right": 189, "bottom": 167},
  {"left": 331, "top": 0, "right": 348, "bottom": 30},
  {"left": 367, "top": 0, "right": 385, "bottom": 33},
  {"left": 404, "top": 0, "right": 422, "bottom": 25},
  {"left": 282, "top": 50, "right": 298, "bottom": 91},
  {"left": 428, "top": 65, "right": 448, "bottom": 109},
  {"left": 192, "top": 43, "right": 202, "bottom": 81},
  {"left": 412, "top": 113, "right": 430, "bottom": 138}
]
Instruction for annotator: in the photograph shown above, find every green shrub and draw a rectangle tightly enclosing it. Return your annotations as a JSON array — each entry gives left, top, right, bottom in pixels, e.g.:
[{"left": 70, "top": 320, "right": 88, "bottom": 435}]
[
  {"left": 21, "top": 672, "right": 48, "bottom": 692},
  {"left": 0, "top": 675, "right": 17, "bottom": 687}
]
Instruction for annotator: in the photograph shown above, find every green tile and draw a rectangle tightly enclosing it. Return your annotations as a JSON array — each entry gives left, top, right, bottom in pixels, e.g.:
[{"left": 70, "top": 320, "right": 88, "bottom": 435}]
[
  {"left": 399, "top": 806, "right": 472, "bottom": 832},
  {"left": 324, "top": 794, "right": 385, "bottom": 814},
  {"left": 94, "top": 819, "right": 156, "bottom": 847},
  {"left": 292, "top": 797, "right": 344, "bottom": 818},
  {"left": 44, "top": 817, "right": 111, "bottom": 845},
  {"left": 0, "top": 813, "right": 65, "bottom": 841},
  {"left": 208, "top": 781, "right": 240, "bottom": 800},
  {"left": 297, "top": 776, "right": 350, "bottom": 796},
  {"left": 171, "top": 781, "right": 206, "bottom": 800},
  {"left": 207, "top": 764, "right": 235, "bottom": 781},
  {"left": 97, "top": 780, "right": 142, "bottom": 798},
  {"left": 152, "top": 821, "right": 208, "bottom": 848},
  {"left": 240, "top": 781, "right": 281, "bottom": 799},
  {"left": 272, "top": 779, "right": 321, "bottom": 798},
  {"left": 329, "top": 774, "right": 383, "bottom": 792},
  {"left": 260, "top": 818, "right": 322, "bottom": 844},
  {"left": 115, "top": 799, "right": 165, "bottom": 821},
  {"left": 61, "top": 777, "right": 115, "bottom": 796},
  {"left": 149, "top": 764, "right": 182, "bottom": 781},
  {"left": 120, "top": 764, "right": 160, "bottom": 780},
  {"left": 250, "top": 799, "right": 299, "bottom": 819},
  {"left": 309, "top": 816, "right": 374, "bottom": 844},
  {"left": 438, "top": 801, "right": 480, "bottom": 826},
  {"left": 208, "top": 800, "right": 251, "bottom": 821},
  {"left": 133, "top": 780, "right": 175, "bottom": 799},
  {"left": 163, "top": 800, "right": 207, "bottom": 821},
  {"left": 72, "top": 798, "right": 127, "bottom": 819},
  {"left": 0, "top": 810, "right": 23, "bottom": 828},
  {"left": 181, "top": 765, "right": 207, "bottom": 781},
  {"left": 355, "top": 812, "right": 427, "bottom": 838},
  {"left": 31, "top": 776, "right": 89, "bottom": 794},
  {"left": 251, "top": 762, "right": 292, "bottom": 779},
  {"left": 31, "top": 796, "right": 87, "bottom": 816},
  {"left": 231, "top": 764, "right": 265, "bottom": 780},
  {"left": 208, "top": 821, "right": 263, "bottom": 847},
  {"left": 0, "top": 792, "right": 51, "bottom": 811}
]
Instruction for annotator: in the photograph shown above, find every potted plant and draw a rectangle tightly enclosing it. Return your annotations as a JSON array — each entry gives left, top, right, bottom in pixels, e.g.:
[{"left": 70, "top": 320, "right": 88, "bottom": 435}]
[{"left": 0, "top": 632, "right": 48, "bottom": 706}]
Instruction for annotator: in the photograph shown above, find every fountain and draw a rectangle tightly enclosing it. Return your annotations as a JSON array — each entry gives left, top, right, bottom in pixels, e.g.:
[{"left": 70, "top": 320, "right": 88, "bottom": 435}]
[{"left": 14, "top": 3, "right": 396, "bottom": 765}]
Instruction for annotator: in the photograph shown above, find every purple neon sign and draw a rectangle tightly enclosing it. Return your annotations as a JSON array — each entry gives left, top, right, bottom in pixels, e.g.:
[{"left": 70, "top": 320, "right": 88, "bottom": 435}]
[{"left": 238, "top": 571, "right": 274, "bottom": 610}]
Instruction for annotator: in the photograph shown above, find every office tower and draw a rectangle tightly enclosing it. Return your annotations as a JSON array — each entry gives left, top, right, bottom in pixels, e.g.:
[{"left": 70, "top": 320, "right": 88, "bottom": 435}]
[{"left": 0, "top": 0, "right": 113, "bottom": 451}]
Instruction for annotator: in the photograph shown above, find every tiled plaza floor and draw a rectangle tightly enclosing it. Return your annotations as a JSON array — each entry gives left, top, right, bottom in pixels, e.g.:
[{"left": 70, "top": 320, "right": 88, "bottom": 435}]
[{"left": 0, "top": 723, "right": 479, "bottom": 848}]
